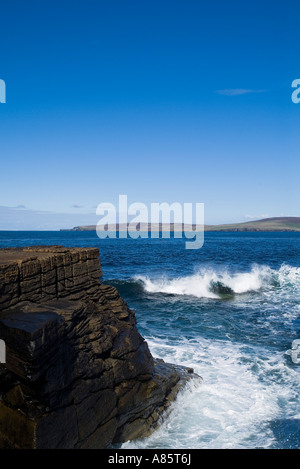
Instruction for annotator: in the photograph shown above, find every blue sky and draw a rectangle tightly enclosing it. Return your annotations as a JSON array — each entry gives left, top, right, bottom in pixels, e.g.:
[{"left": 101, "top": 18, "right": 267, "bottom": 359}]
[{"left": 0, "top": 0, "right": 299, "bottom": 229}]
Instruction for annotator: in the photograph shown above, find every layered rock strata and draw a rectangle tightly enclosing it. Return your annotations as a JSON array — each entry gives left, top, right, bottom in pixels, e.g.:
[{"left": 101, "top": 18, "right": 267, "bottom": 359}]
[{"left": 0, "top": 246, "right": 199, "bottom": 449}]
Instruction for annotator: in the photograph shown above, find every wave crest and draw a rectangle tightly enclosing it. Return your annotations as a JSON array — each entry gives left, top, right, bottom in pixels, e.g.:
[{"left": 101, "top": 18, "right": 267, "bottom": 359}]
[{"left": 134, "top": 264, "right": 300, "bottom": 299}]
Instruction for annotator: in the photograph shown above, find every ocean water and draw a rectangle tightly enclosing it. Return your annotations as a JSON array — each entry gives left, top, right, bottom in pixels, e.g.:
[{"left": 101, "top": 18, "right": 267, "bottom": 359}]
[{"left": 1, "top": 230, "right": 300, "bottom": 449}]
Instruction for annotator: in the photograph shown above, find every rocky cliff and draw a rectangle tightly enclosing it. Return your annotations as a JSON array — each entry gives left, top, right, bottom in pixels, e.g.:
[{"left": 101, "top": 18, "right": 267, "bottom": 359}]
[{"left": 0, "top": 246, "right": 199, "bottom": 449}]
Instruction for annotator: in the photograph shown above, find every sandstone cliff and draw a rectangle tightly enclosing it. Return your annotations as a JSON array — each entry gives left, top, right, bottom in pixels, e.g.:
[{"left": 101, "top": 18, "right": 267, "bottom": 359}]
[{"left": 0, "top": 246, "right": 199, "bottom": 449}]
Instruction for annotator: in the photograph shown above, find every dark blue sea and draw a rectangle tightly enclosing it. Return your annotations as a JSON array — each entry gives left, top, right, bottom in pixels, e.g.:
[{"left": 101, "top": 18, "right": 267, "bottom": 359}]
[{"left": 1, "top": 230, "right": 300, "bottom": 449}]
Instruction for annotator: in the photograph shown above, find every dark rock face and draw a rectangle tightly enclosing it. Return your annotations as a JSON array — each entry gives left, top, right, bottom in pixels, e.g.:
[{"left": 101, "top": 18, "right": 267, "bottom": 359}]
[{"left": 0, "top": 246, "right": 199, "bottom": 449}]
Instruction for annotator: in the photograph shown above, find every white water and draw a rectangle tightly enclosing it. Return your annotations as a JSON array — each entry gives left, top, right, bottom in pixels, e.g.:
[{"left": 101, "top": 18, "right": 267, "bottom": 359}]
[
  {"left": 135, "top": 264, "right": 300, "bottom": 299},
  {"left": 121, "top": 336, "right": 300, "bottom": 449},
  {"left": 121, "top": 264, "right": 300, "bottom": 449}
]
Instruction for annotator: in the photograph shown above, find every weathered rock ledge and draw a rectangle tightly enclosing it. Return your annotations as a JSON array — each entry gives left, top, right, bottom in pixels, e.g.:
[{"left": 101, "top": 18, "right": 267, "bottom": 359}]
[{"left": 0, "top": 246, "right": 200, "bottom": 449}]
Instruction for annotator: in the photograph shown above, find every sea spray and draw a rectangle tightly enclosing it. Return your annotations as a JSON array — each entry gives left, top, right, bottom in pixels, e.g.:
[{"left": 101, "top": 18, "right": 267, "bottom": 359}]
[
  {"left": 134, "top": 264, "right": 278, "bottom": 299},
  {"left": 2, "top": 231, "right": 300, "bottom": 448},
  {"left": 122, "top": 336, "right": 300, "bottom": 449}
]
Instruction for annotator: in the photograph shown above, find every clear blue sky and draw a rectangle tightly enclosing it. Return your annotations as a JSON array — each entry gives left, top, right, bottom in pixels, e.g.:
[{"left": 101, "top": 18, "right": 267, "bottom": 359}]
[{"left": 0, "top": 0, "right": 299, "bottom": 229}]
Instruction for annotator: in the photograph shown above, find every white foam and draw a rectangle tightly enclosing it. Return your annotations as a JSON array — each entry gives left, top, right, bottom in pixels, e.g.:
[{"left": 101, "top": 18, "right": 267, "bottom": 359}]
[
  {"left": 135, "top": 265, "right": 269, "bottom": 298},
  {"left": 136, "top": 272, "right": 219, "bottom": 298},
  {"left": 122, "top": 336, "right": 300, "bottom": 449},
  {"left": 122, "top": 264, "right": 300, "bottom": 448},
  {"left": 277, "top": 264, "right": 300, "bottom": 291},
  {"left": 135, "top": 264, "right": 300, "bottom": 299}
]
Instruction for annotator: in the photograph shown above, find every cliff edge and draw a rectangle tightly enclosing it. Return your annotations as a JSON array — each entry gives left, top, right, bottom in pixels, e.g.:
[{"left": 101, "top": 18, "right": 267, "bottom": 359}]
[{"left": 0, "top": 246, "right": 199, "bottom": 449}]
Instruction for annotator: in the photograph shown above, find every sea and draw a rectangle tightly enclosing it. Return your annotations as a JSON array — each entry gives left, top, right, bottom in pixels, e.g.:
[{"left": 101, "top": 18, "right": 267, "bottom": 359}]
[{"left": 1, "top": 230, "right": 300, "bottom": 450}]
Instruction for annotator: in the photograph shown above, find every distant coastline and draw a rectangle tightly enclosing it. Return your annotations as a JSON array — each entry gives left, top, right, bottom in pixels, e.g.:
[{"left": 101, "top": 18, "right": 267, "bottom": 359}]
[{"left": 61, "top": 217, "right": 300, "bottom": 232}]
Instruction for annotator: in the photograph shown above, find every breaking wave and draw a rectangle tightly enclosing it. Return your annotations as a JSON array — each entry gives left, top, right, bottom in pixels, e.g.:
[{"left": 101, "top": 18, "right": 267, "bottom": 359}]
[{"left": 134, "top": 264, "right": 300, "bottom": 299}]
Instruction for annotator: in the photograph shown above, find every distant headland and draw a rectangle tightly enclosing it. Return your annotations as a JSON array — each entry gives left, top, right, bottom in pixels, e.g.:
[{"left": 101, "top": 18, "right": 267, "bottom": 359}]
[{"left": 61, "top": 217, "right": 300, "bottom": 232}]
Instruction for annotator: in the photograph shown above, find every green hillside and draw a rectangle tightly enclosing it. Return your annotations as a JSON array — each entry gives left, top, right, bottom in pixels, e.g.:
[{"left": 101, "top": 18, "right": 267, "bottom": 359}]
[{"left": 205, "top": 217, "right": 300, "bottom": 231}]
